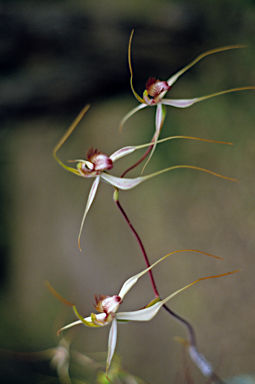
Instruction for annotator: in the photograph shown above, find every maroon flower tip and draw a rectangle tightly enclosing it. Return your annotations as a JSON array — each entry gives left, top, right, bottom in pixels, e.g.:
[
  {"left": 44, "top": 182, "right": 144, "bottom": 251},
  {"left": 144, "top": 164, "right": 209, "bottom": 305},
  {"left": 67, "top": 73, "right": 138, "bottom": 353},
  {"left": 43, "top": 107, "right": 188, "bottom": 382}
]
[
  {"left": 146, "top": 77, "right": 156, "bottom": 90},
  {"left": 146, "top": 77, "right": 170, "bottom": 97},
  {"left": 87, "top": 148, "right": 113, "bottom": 173}
]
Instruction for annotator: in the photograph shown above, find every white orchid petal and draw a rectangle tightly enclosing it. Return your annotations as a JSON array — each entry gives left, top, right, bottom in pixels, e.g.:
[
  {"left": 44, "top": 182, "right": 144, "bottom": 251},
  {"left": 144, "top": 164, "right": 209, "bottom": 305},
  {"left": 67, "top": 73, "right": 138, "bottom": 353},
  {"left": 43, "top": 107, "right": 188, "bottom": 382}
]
[
  {"left": 100, "top": 173, "right": 144, "bottom": 190},
  {"left": 141, "top": 103, "right": 166, "bottom": 174},
  {"left": 110, "top": 131, "right": 176, "bottom": 163},
  {"left": 59, "top": 319, "right": 83, "bottom": 332},
  {"left": 106, "top": 318, "right": 118, "bottom": 372},
  {"left": 60, "top": 313, "right": 107, "bottom": 333},
  {"left": 116, "top": 302, "right": 163, "bottom": 321},
  {"left": 162, "top": 98, "right": 199, "bottom": 108},
  {"left": 118, "top": 248, "right": 229, "bottom": 301},
  {"left": 101, "top": 163, "right": 236, "bottom": 193},
  {"left": 118, "top": 275, "right": 141, "bottom": 299},
  {"left": 119, "top": 103, "right": 148, "bottom": 131},
  {"left": 111, "top": 134, "right": 230, "bottom": 166},
  {"left": 78, "top": 176, "right": 100, "bottom": 250},
  {"left": 162, "top": 87, "right": 255, "bottom": 109},
  {"left": 118, "top": 249, "right": 190, "bottom": 299},
  {"left": 110, "top": 146, "right": 137, "bottom": 162},
  {"left": 117, "top": 277, "right": 210, "bottom": 322}
]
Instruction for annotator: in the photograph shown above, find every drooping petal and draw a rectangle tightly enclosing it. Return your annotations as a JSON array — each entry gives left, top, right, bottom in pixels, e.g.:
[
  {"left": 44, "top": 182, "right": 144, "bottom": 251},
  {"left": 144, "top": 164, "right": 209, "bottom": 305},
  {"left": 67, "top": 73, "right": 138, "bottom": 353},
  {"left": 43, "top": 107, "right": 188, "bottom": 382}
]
[
  {"left": 162, "top": 87, "right": 255, "bottom": 108},
  {"left": 101, "top": 164, "right": 237, "bottom": 191},
  {"left": 106, "top": 318, "right": 118, "bottom": 373},
  {"left": 117, "top": 269, "right": 239, "bottom": 322},
  {"left": 118, "top": 249, "right": 223, "bottom": 300},
  {"left": 78, "top": 175, "right": 101, "bottom": 250},
  {"left": 141, "top": 103, "right": 166, "bottom": 174},
  {"left": 119, "top": 103, "right": 148, "bottom": 132},
  {"left": 166, "top": 45, "right": 245, "bottom": 89}
]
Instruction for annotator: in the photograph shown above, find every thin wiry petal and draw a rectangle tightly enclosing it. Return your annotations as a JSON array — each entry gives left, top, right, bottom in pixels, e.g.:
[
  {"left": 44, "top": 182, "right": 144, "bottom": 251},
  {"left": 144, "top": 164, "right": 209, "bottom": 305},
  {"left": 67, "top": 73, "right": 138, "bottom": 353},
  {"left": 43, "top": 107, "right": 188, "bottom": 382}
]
[
  {"left": 58, "top": 312, "right": 106, "bottom": 334},
  {"left": 53, "top": 104, "right": 91, "bottom": 176},
  {"left": 117, "top": 270, "right": 239, "bottom": 322},
  {"left": 162, "top": 87, "right": 255, "bottom": 108},
  {"left": 128, "top": 30, "right": 144, "bottom": 104},
  {"left": 110, "top": 134, "right": 232, "bottom": 164},
  {"left": 166, "top": 45, "right": 245, "bottom": 89},
  {"left": 101, "top": 164, "right": 237, "bottom": 191},
  {"left": 162, "top": 98, "right": 201, "bottom": 108},
  {"left": 110, "top": 146, "right": 138, "bottom": 163},
  {"left": 118, "top": 249, "right": 223, "bottom": 300},
  {"left": 106, "top": 319, "right": 118, "bottom": 373},
  {"left": 78, "top": 176, "right": 101, "bottom": 250},
  {"left": 141, "top": 103, "right": 166, "bottom": 174},
  {"left": 119, "top": 103, "right": 147, "bottom": 132}
]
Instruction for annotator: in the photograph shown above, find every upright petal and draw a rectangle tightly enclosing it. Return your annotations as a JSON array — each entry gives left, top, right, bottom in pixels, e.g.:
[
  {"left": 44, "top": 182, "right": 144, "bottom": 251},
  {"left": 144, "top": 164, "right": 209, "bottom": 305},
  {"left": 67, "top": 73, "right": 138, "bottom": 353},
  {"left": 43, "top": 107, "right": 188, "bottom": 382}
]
[
  {"left": 53, "top": 104, "right": 91, "bottom": 176},
  {"left": 106, "top": 318, "right": 118, "bottom": 373},
  {"left": 128, "top": 30, "right": 145, "bottom": 104},
  {"left": 117, "top": 270, "right": 239, "bottom": 322},
  {"left": 166, "top": 45, "right": 245, "bottom": 88},
  {"left": 78, "top": 175, "right": 101, "bottom": 250},
  {"left": 118, "top": 249, "right": 223, "bottom": 300}
]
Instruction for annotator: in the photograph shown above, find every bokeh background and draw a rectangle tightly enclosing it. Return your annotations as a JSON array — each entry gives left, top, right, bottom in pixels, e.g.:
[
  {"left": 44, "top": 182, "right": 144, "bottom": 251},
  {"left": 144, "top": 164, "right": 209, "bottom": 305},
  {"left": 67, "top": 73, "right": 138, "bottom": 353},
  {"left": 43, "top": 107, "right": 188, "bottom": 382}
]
[{"left": 0, "top": 0, "right": 255, "bottom": 383}]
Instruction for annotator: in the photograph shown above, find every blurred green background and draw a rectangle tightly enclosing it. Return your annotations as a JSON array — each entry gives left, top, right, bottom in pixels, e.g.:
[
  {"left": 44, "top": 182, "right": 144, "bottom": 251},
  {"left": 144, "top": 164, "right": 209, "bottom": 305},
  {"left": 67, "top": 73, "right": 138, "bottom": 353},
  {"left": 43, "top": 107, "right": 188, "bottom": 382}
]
[{"left": 0, "top": 0, "right": 255, "bottom": 383}]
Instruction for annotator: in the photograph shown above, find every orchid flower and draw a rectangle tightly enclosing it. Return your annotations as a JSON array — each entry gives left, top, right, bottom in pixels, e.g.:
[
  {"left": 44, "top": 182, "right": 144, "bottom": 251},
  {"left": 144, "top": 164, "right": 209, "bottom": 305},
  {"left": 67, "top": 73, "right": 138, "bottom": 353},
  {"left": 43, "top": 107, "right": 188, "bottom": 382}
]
[
  {"left": 50, "top": 249, "right": 239, "bottom": 374},
  {"left": 120, "top": 30, "right": 255, "bottom": 172},
  {"left": 53, "top": 104, "right": 237, "bottom": 250}
]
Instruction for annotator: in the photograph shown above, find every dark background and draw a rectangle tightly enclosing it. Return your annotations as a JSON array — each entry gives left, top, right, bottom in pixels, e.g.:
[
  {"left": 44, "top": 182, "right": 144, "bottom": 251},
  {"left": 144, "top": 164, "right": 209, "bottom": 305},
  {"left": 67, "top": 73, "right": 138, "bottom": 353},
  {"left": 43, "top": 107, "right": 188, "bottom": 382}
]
[{"left": 0, "top": 1, "right": 255, "bottom": 383}]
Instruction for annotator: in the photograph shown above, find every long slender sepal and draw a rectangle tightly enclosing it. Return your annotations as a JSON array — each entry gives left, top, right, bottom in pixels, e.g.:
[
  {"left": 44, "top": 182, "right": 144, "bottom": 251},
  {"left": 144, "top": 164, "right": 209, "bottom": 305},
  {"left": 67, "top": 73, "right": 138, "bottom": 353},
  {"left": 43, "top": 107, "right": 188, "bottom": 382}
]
[
  {"left": 110, "top": 134, "right": 232, "bottom": 163},
  {"left": 117, "top": 270, "right": 240, "bottom": 322},
  {"left": 166, "top": 45, "right": 246, "bottom": 88},
  {"left": 128, "top": 30, "right": 144, "bottom": 104},
  {"left": 162, "top": 86, "right": 255, "bottom": 108},
  {"left": 106, "top": 319, "right": 118, "bottom": 373},
  {"left": 53, "top": 104, "right": 91, "bottom": 176},
  {"left": 78, "top": 176, "right": 101, "bottom": 251},
  {"left": 72, "top": 306, "right": 101, "bottom": 328},
  {"left": 101, "top": 164, "right": 238, "bottom": 191},
  {"left": 46, "top": 281, "right": 74, "bottom": 307},
  {"left": 119, "top": 103, "right": 148, "bottom": 132},
  {"left": 141, "top": 103, "right": 166, "bottom": 174},
  {"left": 118, "top": 249, "right": 223, "bottom": 300}
]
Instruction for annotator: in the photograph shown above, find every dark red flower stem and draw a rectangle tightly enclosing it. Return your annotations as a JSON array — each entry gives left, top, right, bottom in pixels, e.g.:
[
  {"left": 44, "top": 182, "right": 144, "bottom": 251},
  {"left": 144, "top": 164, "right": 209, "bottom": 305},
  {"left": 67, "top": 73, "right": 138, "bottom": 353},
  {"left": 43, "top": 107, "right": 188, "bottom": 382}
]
[
  {"left": 121, "top": 144, "right": 153, "bottom": 178},
  {"left": 115, "top": 198, "right": 159, "bottom": 297},
  {"left": 114, "top": 196, "right": 196, "bottom": 345},
  {"left": 115, "top": 195, "right": 225, "bottom": 384}
]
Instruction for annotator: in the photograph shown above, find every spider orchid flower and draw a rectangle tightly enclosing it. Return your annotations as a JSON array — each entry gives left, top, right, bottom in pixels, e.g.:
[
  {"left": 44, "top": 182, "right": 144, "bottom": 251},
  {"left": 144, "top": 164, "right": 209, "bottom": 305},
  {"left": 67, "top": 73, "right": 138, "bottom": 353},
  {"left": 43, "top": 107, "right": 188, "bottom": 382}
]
[
  {"left": 53, "top": 105, "right": 237, "bottom": 250},
  {"left": 120, "top": 30, "right": 255, "bottom": 171},
  {"left": 51, "top": 249, "right": 239, "bottom": 374}
]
